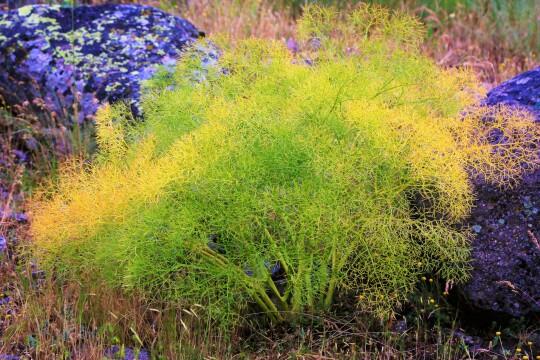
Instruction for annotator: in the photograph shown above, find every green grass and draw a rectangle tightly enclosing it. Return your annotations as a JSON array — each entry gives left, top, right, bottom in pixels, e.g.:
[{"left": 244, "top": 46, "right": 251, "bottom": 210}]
[{"left": 29, "top": 5, "right": 540, "bottom": 336}]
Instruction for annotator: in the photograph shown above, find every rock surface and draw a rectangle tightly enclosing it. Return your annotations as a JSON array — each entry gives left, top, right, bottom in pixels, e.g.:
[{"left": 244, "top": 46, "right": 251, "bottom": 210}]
[
  {"left": 463, "top": 67, "right": 540, "bottom": 316},
  {"left": 0, "top": 3, "right": 200, "bottom": 245},
  {"left": 484, "top": 67, "right": 540, "bottom": 120},
  {"left": 0, "top": 4, "right": 200, "bottom": 123}
]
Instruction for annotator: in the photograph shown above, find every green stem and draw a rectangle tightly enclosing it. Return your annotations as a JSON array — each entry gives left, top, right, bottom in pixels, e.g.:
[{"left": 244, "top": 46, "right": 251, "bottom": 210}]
[
  {"left": 324, "top": 277, "right": 337, "bottom": 309},
  {"left": 256, "top": 284, "right": 283, "bottom": 322},
  {"left": 262, "top": 227, "right": 290, "bottom": 274},
  {"left": 324, "top": 232, "right": 339, "bottom": 309},
  {"left": 266, "top": 276, "right": 288, "bottom": 311},
  {"left": 199, "top": 245, "right": 284, "bottom": 322},
  {"left": 291, "top": 258, "right": 305, "bottom": 314},
  {"left": 200, "top": 247, "right": 228, "bottom": 266},
  {"left": 251, "top": 291, "right": 277, "bottom": 322}
]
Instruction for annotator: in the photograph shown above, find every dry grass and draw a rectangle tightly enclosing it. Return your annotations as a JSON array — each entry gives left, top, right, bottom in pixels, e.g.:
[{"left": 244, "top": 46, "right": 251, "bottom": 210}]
[
  {"left": 150, "top": 0, "right": 540, "bottom": 88},
  {"left": 416, "top": 5, "right": 539, "bottom": 86},
  {"left": 179, "top": 0, "right": 296, "bottom": 41},
  {"left": 0, "top": 261, "right": 478, "bottom": 359}
]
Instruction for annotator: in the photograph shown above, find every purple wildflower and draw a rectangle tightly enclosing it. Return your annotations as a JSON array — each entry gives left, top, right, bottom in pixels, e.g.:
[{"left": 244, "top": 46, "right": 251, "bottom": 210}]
[
  {"left": 286, "top": 37, "right": 299, "bottom": 54},
  {"left": 104, "top": 346, "right": 150, "bottom": 360},
  {"left": 0, "top": 236, "right": 6, "bottom": 253},
  {"left": 0, "top": 296, "right": 10, "bottom": 305}
]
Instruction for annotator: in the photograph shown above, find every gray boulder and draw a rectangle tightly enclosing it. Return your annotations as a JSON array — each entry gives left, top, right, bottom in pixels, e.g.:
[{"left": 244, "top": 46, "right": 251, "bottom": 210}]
[
  {"left": 0, "top": 4, "right": 201, "bottom": 123},
  {"left": 463, "top": 68, "right": 540, "bottom": 316},
  {"left": 0, "top": 3, "right": 201, "bottom": 165}
]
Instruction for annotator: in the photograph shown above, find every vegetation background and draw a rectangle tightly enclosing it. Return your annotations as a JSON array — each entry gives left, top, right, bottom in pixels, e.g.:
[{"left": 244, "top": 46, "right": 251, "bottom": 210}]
[
  {"left": 163, "top": 0, "right": 540, "bottom": 85},
  {"left": 1, "top": 0, "right": 539, "bottom": 359},
  {"left": 3, "top": 0, "right": 537, "bottom": 84}
]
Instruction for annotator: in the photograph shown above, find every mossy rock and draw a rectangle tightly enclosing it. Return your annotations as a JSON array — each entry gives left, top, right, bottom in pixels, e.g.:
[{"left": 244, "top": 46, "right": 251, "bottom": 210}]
[{"left": 0, "top": 4, "right": 201, "bottom": 124}]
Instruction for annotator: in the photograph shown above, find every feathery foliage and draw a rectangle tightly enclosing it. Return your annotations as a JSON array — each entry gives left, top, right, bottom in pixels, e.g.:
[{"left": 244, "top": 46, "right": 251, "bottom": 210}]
[{"left": 30, "top": 5, "right": 539, "bottom": 330}]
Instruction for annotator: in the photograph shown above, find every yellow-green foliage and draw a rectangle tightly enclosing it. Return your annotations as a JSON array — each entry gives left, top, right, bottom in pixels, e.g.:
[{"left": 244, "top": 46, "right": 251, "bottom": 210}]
[{"left": 30, "top": 5, "right": 539, "bottom": 328}]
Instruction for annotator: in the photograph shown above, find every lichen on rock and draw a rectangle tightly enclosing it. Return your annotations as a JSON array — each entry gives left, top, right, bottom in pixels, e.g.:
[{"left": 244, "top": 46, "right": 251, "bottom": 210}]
[{"left": 0, "top": 4, "right": 201, "bottom": 124}]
